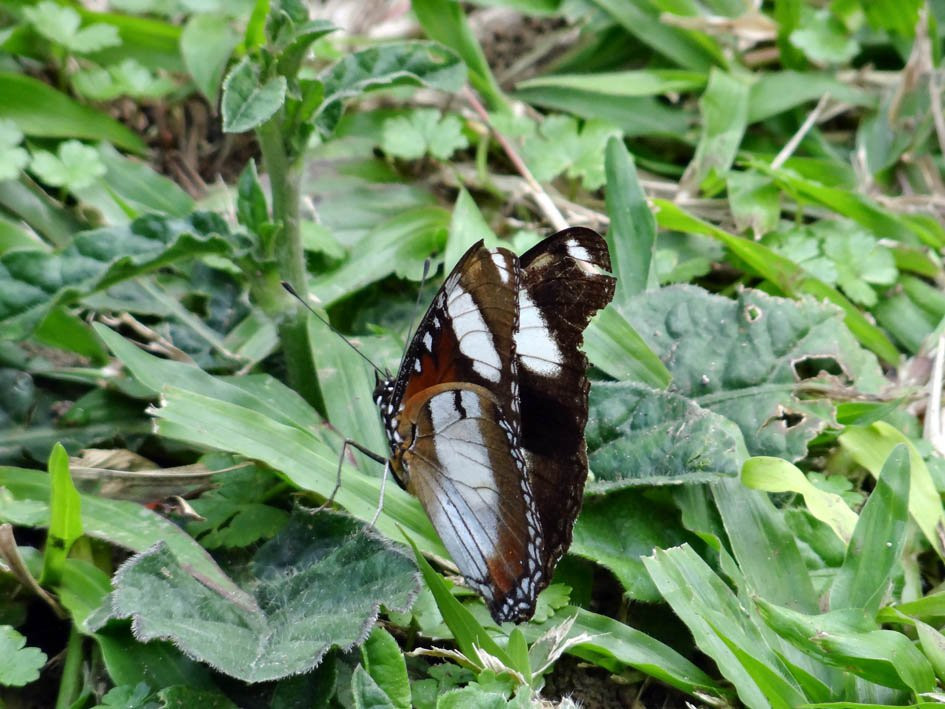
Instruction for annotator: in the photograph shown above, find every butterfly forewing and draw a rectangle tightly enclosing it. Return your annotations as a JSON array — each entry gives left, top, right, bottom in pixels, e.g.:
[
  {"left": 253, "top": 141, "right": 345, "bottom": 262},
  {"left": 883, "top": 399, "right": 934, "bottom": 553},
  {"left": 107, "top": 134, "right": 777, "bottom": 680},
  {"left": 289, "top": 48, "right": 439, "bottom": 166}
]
[{"left": 516, "top": 227, "right": 616, "bottom": 577}]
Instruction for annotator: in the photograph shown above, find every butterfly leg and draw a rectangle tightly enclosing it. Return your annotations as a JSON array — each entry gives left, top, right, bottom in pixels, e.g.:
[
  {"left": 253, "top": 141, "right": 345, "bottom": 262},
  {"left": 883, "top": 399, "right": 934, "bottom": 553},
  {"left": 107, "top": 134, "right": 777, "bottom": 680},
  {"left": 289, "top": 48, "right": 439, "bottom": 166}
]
[
  {"left": 368, "top": 459, "right": 391, "bottom": 528},
  {"left": 318, "top": 438, "right": 388, "bottom": 513}
]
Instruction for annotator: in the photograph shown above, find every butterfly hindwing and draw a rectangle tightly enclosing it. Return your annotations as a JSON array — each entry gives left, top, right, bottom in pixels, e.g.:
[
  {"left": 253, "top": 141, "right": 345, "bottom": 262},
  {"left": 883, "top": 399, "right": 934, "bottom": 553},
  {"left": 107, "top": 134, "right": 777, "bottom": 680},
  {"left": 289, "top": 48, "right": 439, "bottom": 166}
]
[
  {"left": 400, "top": 385, "right": 542, "bottom": 622},
  {"left": 516, "top": 227, "right": 616, "bottom": 577}
]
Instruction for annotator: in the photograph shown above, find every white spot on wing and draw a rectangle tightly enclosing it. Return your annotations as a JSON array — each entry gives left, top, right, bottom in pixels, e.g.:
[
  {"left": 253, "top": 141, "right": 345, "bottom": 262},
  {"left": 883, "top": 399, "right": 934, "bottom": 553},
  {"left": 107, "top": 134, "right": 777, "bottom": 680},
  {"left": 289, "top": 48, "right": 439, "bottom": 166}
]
[
  {"left": 492, "top": 252, "right": 511, "bottom": 284},
  {"left": 567, "top": 240, "right": 592, "bottom": 263},
  {"left": 516, "top": 289, "right": 562, "bottom": 376},
  {"left": 447, "top": 290, "right": 501, "bottom": 382},
  {"left": 423, "top": 331, "right": 433, "bottom": 351}
]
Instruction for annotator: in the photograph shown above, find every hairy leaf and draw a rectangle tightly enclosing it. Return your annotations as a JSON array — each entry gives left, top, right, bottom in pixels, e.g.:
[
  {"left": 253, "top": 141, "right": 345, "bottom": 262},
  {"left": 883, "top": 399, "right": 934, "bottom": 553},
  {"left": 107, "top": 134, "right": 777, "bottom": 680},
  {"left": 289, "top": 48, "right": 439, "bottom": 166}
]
[{"left": 102, "top": 511, "right": 419, "bottom": 682}]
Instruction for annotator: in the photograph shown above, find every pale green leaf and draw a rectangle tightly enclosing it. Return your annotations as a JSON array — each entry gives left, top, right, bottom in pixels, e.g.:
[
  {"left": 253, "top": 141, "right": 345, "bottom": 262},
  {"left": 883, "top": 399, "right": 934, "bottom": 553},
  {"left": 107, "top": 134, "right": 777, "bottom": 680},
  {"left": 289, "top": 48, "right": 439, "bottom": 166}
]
[
  {"left": 0, "top": 625, "right": 47, "bottom": 687},
  {"left": 29, "top": 140, "right": 106, "bottom": 191},
  {"left": 221, "top": 57, "right": 287, "bottom": 134}
]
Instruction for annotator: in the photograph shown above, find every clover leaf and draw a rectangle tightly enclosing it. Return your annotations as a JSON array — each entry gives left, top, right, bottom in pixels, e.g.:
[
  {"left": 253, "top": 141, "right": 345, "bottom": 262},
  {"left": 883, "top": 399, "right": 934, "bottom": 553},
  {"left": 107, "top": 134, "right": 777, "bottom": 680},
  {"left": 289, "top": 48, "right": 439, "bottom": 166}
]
[
  {"left": 382, "top": 109, "right": 469, "bottom": 161},
  {"left": 0, "top": 119, "right": 29, "bottom": 181},
  {"left": 0, "top": 626, "right": 47, "bottom": 687},
  {"left": 29, "top": 140, "right": 107, "bottom": 191},
  {"left": 23, "top": 1, "right": 121, "bottom": 54}
]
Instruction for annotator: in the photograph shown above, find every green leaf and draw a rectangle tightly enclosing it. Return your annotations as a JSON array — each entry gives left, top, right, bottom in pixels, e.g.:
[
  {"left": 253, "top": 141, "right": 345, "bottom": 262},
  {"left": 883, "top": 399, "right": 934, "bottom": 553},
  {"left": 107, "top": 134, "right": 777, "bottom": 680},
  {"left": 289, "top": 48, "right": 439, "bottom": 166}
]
[
  {"left": 520, "top": 115, "right": 621, "bottom": 190},
  {"left": 583, "top": 308, "right": 671, "bottom": 387},
  {"left": 839, "top": 422, "right": 945, "bottom": 561},
  {"left": 680, "top": 69, "right": 750, "bottom": 192},
  {"left": 40, "top": 442, "right": 82, "bottom": 587},
  {"left": 727, "top": 170, "right": 780, "bottom": 237},
  {"left": 94, "top": 626, "right": 216, "bottom": 692},
  {"left": 401, "top": 531, "right": 513, "bottom": 668},
  {"left": 654, "top": 200, "right": 900, "bottom": 364},
  {"left": 916, "top": 620, "right": 945, "bottom": 684},
  {"left": 571, "top": 490, "right": 690, "bottom": 601},
  {"left": 412, "top": 0, "right": 505, "bottom": 109},
  {"left": 742, "top": 457, "right": 858, "bottom": 544},
  {"left": 0, "top": 73, "right": 146, "bottom": 153},
  {"left": 381, "top": 109, "right": 468, "bottom": 161},
  {"left": 621, "top": 285, "right": 884, "bottom": 460},
  {"left": 316, "top": 42, "right": 466, "bottom": 136},
  {"left": 361, "top": 626, "right": 411, "bottom": 709},
  {"left": 102, "top": 511, "right": 419, "bottom": 682},
  {"left": 221, "top": 57, "right": 288, "bottom": 133},
  {"left": 180, "top": 13, "right": 239, "bottom": 105},
  {"left": 830, "top": 445, "right": 910, "bottom": 615},
  {"left": 352, "top": 664, "right": 395, "bottom": 709},
  {"left": 517, "top": 70, "right": 706, "bottom": 98},
  {"left": 29, "top": 140, "right": 106, "bottom": 191},
  {"left": 23, "top": 1, "right": 121, "bottom": 53},
  {"left": 0, "top": 212, "right": 235, "bottom": 340},
  {"left": 789, "top": 9, "right": 859, "bottom": 66},
  {"left": 444, "top": 188, "right": 499, "bottom": 270},
  {"left": 756, "top": 599, "right": 935, "bottom": 693},
  {"left": 604, "top": 137, "right": 657, "bottom": 302},
  {"left": 0, "top": 465, "right": 247, "bottom": 603},
  {"left": 0, "top": 119, "right": 28, "bottom": 181},
  {"left": 585, "top": 381, "right": 742, "bottom": 491},
  {"left": 276, "top": 19, "right": 337, "bottom": 78},
  {"left": 311, "top": 206, "right": 449, "bottom": 306},
  {"left": 748, "top": 71, "right": 874, "bottom": 124},
  {"left": 643, "top": 545, "right": 803, "bottom": 708},
  {"left": 94, "top": 142, "right": 195, "bottom": 218},
  {"left": 71, "top": 58, "right": 176, "bottom": 101},
  {"left": 0, "top": 625, "right": 47, "bottom": 687}
]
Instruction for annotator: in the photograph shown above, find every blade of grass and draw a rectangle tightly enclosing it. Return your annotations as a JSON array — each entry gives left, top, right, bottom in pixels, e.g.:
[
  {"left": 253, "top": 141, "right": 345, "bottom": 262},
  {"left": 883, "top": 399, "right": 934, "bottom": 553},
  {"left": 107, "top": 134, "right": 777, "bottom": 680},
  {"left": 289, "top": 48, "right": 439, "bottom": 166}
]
[{"left": 40, "top": 443, "right": 82, "bottom": 588}]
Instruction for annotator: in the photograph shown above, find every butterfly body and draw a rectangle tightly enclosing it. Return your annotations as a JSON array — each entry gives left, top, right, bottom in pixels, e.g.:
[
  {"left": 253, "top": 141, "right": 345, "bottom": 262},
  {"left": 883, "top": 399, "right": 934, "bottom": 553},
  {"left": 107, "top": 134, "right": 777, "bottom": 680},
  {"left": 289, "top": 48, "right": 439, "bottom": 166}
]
[{"left": 374, "top": 228, "right": 615, "bottom": 623}]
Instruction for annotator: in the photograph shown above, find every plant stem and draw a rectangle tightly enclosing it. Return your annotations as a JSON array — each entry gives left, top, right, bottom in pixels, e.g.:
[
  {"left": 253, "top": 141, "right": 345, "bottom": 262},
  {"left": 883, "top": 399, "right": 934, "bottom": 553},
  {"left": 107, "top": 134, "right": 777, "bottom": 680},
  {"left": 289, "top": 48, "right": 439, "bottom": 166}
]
[
  {"left": 256, "top": 115, "right": 319, "bottom": 406},
  {"left": 55, "top": 625, "right": 83, "bottom": 709}
]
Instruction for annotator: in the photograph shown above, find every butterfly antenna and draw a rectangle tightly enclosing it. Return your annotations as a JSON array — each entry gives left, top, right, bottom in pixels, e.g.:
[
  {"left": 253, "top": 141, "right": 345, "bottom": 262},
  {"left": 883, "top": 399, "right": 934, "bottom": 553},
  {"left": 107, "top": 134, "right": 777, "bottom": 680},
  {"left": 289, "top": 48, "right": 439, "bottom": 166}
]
[{"left": 281, "top": 281, "right": 384, "bottom": 376}]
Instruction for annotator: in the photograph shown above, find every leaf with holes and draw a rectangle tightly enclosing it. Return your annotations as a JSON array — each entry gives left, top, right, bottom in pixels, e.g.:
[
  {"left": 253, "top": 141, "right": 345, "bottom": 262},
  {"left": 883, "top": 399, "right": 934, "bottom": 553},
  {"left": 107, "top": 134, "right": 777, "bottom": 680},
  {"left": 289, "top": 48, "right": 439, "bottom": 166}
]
[
  {"left": 95, "top": 510, "right": 419, "bottom": 683},
  {"left": 619, "top": 285, "right": 885, "bottom": 461}
]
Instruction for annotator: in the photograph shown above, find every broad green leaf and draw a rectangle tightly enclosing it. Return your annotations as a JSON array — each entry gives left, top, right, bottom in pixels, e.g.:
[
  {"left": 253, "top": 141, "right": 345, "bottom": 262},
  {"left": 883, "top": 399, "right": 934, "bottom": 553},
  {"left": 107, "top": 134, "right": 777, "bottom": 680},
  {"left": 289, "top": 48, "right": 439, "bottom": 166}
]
[
  {"left": 916, "top": 621, "right": 945, "bottom": 684},
  {"left": 0, "top": 466, "right": 247, "bottom": 602},
  {"left": 381, "top": 109, "right": 468, "bottom": 161},
  {"left": 23, "top": 1, "right": 121, "bottom": 53},
  {"left": 517, "top": 70, "right": 706, "bottom": 97},
  {"left": 95, "top": 626, "right": 216, "bottom": 692},
  {"left": 643, "top": 545, "right": 801, "bottom": 708},
  {"left": 100, "top": 511, "right": 419, "bottom": 682},
  {"left": 874, "top": 293, "right": 937, "bottom": 355},
  {"left": 221, "top": 57, "right": 288, "bottom": 134},
  {"left": 583, "top": 308, "right": 670, "bottom": 387},
  {"left": 755, "top": 599, "right": 935, "bottom": 693},
  {"left": 0, "top": 73, "right": 146, "bottom": 153},
  {"left": 590, "top": 0, "right": 725, "bottom": 71},
  {"left": 58, "top": 558, "right": 110, "bottom": 631},
  {"left": 29, "top": 140, "right": 106, "bottom": 191},
  {"left": 361, "top": 626, "right": 411, "bottom": 709},
  {"left": 789, "top": 9, "right": 859, "bottom": 66},
  {"left": 311, "top": 206, "right": 449, "bottom": 306},
  {"left": 316, "top": 42, "right": 466, "bottom": 136},
  {"left": 830, "top": 446, "right": 910, "bottom": 614},
  {"left": 621, "top": 285, "right": 883, "bottom": 460},
  {"left": 604, "top": 136, "right": 657, "bottom": 302},
  {"left": 571, "top": 489, "right": 690, "bottom": 601},
  {"left": 742, "top": 457, "right": 858, "bottom": 543},
  {"left": 40, "top": 442, "right": 82, "bottom": 587},
  {"left": 680, "top": 69, "right": 749, "bottom": 193},
  {"left": 352, "top": 664, "right": 395, "bottom": 709},
  {"left": 71, "top": 59, "right": 176, "bottom": 101},
  {"left": 0, "top": 119, "right": 28, "bottom": 181},
  {"left": 94, "top": 143, "right": 195, "bottom": 218},
  {"left": 748, "top": 71, "right": 874, "bottom": 124},
  {"left": 0, "top": 177, "right": 84, "bottom": 248},
  {"left": 412, "top": 0, "right": 505, "bottom": 109},
  {"left": 586, "top": 382, "right": 742, "bottom": 491},
  {"left": 839, "top": 423, "right": 945, "bottom": 561},
  {"left": 0, "top": 213, "right": 236, "bottom": 340},
  {"left": 519, "top": 115, "right": 620, "bottom": 190},
  {"left": 727, "top": 171, "right": 780, "bottom": 237},
  {"left": 0, "top": 625, "right": 47, "bottom": 687},
  {"left": 436, "top": 687, "right": 508, "bottom": 708},
  {"left": 150, "top": 385, "right": 445, "bottom": 556},
  {"left": 180, "top": 13, "right": 239, "bottom": 104},
  {"left": 653, "top": 200, "right": 900, "bottom": 364}
]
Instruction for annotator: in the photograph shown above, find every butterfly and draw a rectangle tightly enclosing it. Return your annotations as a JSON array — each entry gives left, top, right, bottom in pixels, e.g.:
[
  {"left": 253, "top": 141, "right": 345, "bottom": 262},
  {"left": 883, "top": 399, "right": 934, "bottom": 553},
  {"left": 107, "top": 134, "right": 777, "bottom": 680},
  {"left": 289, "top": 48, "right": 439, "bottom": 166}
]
[{"left": 374, "top": 227, "right": 615, "bottom": 623}]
